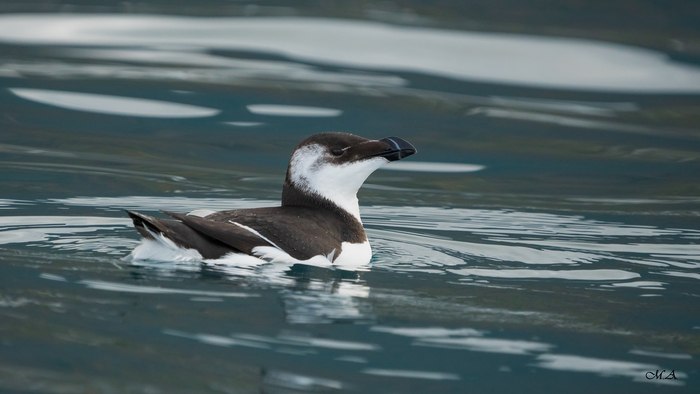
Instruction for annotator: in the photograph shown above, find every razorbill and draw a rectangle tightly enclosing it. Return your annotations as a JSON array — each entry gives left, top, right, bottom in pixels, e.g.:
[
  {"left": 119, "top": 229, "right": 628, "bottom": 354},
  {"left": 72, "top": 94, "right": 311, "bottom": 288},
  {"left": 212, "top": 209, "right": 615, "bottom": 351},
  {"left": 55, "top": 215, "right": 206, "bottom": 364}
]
[{"left": 126, "top": 132, "right": 416, "bottom": 266}]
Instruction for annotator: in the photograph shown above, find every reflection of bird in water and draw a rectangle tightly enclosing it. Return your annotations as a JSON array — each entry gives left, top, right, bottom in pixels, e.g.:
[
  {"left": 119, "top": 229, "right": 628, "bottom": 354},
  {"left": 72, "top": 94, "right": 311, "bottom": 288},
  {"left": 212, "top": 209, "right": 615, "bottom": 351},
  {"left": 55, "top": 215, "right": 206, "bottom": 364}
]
[
  {"left": 280, "top": 266, "right": 374, "bottom": 325},
  {"left": 127, "top": 132, "right": 416, "bottom": 267}
]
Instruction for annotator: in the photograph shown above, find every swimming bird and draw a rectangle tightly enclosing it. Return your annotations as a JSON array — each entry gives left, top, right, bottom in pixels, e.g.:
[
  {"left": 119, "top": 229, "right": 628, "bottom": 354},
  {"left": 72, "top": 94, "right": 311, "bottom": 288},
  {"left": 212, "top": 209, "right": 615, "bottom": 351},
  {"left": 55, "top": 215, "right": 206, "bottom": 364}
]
[{"left": 126, "top": 132, "right": 416, "bottom": 266}]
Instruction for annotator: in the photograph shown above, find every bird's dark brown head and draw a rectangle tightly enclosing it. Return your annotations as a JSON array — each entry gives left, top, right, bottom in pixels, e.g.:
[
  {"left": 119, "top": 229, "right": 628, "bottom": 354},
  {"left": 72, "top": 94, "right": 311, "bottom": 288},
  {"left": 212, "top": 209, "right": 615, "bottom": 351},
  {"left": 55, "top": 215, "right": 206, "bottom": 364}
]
[
  {"left": 281, "top": 132, "right": 416, "bottom": 217},
  {"left": 293, "top": 132, "right": 416, "bottom": 165}
]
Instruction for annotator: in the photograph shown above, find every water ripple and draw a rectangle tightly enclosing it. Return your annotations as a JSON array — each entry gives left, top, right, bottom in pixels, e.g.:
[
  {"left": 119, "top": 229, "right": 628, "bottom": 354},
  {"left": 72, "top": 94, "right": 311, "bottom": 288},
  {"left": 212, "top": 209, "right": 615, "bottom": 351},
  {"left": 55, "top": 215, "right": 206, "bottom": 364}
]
[
  {"left": 532, "top": 354, "right": 687, "bottom": 386},
  {"left": 9, "top": 88, "right": 221, "bottom": 118},
  {"left": 1, "top": 15, "right": 699, "bottom": 92},
  {"left": 2, "top": 198, "right": 697, "bottom": 293}
]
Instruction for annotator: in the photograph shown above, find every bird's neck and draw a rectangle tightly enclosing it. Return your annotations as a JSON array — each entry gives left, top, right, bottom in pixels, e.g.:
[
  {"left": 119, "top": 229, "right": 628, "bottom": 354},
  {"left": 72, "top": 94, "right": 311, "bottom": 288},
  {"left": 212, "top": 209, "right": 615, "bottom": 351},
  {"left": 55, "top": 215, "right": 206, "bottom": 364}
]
[{"left": 282, "top": 179, "right": 362, "bottom": 223}]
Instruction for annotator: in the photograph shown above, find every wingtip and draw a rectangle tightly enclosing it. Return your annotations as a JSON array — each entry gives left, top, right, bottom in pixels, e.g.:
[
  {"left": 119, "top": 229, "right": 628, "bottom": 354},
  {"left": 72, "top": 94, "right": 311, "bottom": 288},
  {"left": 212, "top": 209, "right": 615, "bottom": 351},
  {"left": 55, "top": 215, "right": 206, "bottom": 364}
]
[
  {"left": 124, "top": 210, "right": 158, "bottom": 240},
  {"left": 161, "top": 210, "right": 190, "bottom": 222},
  {"left": 160, "top": 210, "right": 179, "bottom": 218},
  {"left": 125, "top": 210, "right": 143, "bottom": 220}
]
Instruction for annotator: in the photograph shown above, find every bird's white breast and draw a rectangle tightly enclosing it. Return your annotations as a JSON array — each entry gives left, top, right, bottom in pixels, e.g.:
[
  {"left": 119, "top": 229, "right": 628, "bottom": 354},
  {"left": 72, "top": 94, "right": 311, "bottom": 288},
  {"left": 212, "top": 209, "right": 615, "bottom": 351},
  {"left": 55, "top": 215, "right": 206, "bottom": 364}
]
[{"left": 334, "top": 241, "right": 372, "bottom": 267}]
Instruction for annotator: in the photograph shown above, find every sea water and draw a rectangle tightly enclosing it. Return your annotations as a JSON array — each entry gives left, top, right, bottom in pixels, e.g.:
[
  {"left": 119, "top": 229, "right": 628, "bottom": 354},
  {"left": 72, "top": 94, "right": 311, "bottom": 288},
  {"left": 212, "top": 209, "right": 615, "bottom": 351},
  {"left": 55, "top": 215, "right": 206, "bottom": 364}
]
[{"left": 0, "top": 6, "right": 698, "bottom": 393}]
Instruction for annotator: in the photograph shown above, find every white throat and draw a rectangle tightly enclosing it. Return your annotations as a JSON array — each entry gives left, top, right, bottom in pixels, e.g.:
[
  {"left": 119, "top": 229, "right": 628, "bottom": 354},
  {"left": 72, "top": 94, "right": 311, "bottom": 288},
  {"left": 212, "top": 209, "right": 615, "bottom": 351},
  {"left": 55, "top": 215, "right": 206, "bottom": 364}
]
[{"left": 289, "top": 144, "right": 387, "bottom": 220}]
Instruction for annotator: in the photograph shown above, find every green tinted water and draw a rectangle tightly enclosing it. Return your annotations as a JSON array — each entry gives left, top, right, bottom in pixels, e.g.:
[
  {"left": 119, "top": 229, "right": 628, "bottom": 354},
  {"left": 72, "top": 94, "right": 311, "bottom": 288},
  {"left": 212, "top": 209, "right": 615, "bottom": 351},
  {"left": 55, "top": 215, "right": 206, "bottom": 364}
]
[{"left": 0, "top": 3, "right": 699, "bottom": 393}]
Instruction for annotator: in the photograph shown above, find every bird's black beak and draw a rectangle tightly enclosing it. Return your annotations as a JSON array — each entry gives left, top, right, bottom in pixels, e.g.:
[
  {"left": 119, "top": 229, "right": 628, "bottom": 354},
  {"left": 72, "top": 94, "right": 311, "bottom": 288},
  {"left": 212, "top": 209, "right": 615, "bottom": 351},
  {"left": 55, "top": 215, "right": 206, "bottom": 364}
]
[{"left": 374, "top": 137, "right": 417, "bottom": 162}]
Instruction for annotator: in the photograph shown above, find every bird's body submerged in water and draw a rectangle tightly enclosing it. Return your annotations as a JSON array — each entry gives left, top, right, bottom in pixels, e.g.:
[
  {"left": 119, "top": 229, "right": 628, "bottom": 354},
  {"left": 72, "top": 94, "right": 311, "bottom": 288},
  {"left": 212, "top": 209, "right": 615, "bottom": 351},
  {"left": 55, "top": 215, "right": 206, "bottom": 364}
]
[{"left": 127, "top": 132, "right": 416, "bottom": 266}]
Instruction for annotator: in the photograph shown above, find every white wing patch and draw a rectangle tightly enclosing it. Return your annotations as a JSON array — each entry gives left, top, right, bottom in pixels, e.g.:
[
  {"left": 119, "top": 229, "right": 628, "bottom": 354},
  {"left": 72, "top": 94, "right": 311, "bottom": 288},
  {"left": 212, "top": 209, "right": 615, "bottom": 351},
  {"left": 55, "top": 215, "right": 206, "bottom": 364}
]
[
  {"left": 228, "top": 220, "right": 283, "bottom": 251},
  {"left": 187, "top": 209, "right": 217, "bottom": 218}
]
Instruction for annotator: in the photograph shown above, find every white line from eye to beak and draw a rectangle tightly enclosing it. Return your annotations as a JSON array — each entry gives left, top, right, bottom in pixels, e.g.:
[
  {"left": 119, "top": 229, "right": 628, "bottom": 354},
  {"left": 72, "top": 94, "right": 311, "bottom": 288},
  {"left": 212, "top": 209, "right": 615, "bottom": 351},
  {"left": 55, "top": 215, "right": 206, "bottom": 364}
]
[{"left": 384, "top": 138, "right": 401, "bottom": 150}]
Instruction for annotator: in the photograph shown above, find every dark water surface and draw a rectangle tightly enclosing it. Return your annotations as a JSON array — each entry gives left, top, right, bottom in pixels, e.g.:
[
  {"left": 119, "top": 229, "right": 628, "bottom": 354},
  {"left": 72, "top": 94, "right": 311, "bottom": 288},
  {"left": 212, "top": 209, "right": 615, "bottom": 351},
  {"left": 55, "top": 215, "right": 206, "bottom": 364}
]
[{"left": 1, "top": 3, "right": 699, "bottom": 393}]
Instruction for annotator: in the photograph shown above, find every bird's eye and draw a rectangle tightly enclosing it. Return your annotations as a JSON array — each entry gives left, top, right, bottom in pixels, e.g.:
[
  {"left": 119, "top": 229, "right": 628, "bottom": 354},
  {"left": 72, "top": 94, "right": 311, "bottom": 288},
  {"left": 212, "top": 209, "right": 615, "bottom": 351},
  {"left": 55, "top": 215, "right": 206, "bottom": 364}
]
[{"left": 331, "top": 148, "right": 344, "bottom": 156}]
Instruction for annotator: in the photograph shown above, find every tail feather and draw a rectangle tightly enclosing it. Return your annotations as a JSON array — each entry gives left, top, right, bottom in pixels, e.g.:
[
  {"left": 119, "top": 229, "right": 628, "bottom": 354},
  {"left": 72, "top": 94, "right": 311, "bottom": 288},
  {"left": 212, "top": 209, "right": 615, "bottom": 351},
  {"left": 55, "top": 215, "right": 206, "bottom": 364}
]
[
  {"left": 125, "top": 210, "right": 234, "bottom": 259},
  {"left": 126, "top": 210, "right": 164, "bottom": 240}
]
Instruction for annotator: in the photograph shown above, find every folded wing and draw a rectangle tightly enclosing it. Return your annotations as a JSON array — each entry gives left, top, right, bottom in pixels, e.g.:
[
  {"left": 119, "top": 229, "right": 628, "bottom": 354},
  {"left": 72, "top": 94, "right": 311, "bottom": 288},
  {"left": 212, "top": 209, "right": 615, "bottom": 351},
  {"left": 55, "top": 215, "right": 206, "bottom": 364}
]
[
  {"left": 128, "top": 207, "right": 346, "bottom": 261},
  {"left": 161, "top": 210, "right": 278, "bottom": 256}
]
